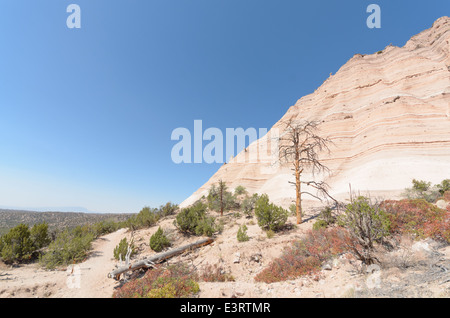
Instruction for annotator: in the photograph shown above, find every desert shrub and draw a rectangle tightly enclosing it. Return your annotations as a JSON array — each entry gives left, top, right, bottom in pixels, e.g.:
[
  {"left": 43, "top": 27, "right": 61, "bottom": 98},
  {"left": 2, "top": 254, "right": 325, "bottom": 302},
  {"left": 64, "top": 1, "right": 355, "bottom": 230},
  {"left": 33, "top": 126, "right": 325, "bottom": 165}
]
[
  {"left": 237, "top": 224, "right": 249, "bottom": 242},
  {"left": 113, "top": 237, "right": 136, "bottom": 261},
  {"left": 206, "top": 185, "right": 219, "bottom": 211},
  {"left": 174, "top": 201, "right": 217, "bottom": 236},
  {"left": 254, "top": 227, "right": 349, "bottom": 283},
  {"left": 158, "top": 202, "right": 179, "bottom": 218},
  {"left": 443, "top": 190, "right": 450, "bottom": 202},
  {"left": 207, "top": 183, "right": 239, "bottom": 213},
  {"left": 382, "top": 199, "right": 450, "bottom": 243},
  {"left": 40, "top": 227, "right": 95, "bottom": 269},
  {"left": 92, "top": 220, "right": 120, "bottom": 237},
  {"left": 266, "top": 229, "right": 275, "bottom": 239},
  {"left": 234, "top": 185, "right": 247, "bottom": 196},
  {"left": 126, "top": 203, "right": 178, "bottom": 231},
  {"left": 137, "top": 206, "right": 159, "bottom": 228},
  {"left": 289, "top": 203, "right": 308, "bottom": 218},
  {"left": 113, "top": 263, "right": 199, "bottom": 298},
  {"left": 150, "top": 227, "right": 171, "bottom": 252},
  {"left": 412, "top": 179, "right": 431, "bottom": 192},
  {"left": 338, "top": 196, "right": 391, "bottom": 264},
  {"left": 437, "top": 179, "right": 450, "bottom": 196},
  {"left": 288, "top": 204, "right": 297, "bottom": 216},
  {"left": 312, "top": 206, "right": 337, "bottom": 230},
  {"left": 126, "top": 206, "right": 160, "bottom": 230},
  {"left": 312, "top": 219, "right": 328, "bottom": 231},
  {"left": 240, "top": 193, "right": 259, "bottom": 217},
  {"left": 195, "top": 215, "right": 217, "bottom": 236},
  {"left": 30, "top": 222, "right": 51, "bottom": 250},
  {"left": 254, "top": 194, "right": 288, "bottom": 232},
  {"left": 199, "top": 263, "right": 234, "bottom": 282},
  {"left": 403, "top": 179, "right": 441, "bottom": 203},
  {"left": 0, "top": 224, "right": 35, "bottom": 263}
]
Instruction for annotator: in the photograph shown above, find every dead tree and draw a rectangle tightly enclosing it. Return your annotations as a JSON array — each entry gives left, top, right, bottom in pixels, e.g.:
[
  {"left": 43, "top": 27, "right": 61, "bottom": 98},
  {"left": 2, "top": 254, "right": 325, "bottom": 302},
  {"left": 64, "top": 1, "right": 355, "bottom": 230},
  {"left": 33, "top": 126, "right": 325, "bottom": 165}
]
[
  {"left": 278, "top": 119, "right": 336, "bottom": 224},
  {"left": 108, "top": 237, "right": 214, "bottom": 280}
]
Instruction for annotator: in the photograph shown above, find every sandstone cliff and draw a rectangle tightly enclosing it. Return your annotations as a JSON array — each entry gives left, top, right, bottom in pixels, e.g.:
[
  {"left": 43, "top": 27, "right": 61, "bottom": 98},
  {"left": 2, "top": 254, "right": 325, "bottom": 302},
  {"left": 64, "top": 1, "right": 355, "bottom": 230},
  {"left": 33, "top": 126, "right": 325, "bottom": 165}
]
[{"left": 181, "top": 16, "right": 450, "bottom": 208}]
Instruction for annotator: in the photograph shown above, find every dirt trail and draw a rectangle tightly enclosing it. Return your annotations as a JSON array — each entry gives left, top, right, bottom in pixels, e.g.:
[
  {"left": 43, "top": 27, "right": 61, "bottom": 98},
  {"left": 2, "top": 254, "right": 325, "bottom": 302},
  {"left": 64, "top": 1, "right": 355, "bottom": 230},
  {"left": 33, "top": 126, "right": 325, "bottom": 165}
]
[
  {"left": 0, "top": 228, "right": 127, "bottom": 298},
  {"left": 53, "top": 228, "right": 127, "bottom": 298}
]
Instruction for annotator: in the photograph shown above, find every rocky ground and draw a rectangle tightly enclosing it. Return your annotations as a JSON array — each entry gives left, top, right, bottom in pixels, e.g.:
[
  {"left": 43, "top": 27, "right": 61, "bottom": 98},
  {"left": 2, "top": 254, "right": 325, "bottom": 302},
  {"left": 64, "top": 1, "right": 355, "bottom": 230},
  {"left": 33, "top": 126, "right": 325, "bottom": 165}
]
[{"left": 0, "top": 206, "right": 449, "bottom": 298}]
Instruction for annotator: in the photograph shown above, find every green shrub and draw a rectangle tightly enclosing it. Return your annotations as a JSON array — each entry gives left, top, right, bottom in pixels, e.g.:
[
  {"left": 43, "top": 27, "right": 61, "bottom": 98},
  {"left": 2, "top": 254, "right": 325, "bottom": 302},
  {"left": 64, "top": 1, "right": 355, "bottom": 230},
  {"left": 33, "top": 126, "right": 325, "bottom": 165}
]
[
  {"left": 266, "top": 229, "right": 275, "bottom": 239},
  {"left": 339, "top": 196, "right": 391, "bottom": 264},
  {"left": 234, "top": 185, "right": 247, "bottom": 196},
  {"left": 288, "top": 204, "right": 297, "bottom": 216},
  {"left": 40, "top": 227, "right": 95, "bottom": 269},
  {"left": 437, "top": 179, "right": 450, "bottom": 196},
  {"left": 30, "top": 222, "right": 51, "bottom": 250},
  {"left": 403, "top": 179, "right": 441, "bottom": 203},
  {"left": 312, "top": 206, "right": 336, "bottom": 230},
  {"left": 137, "top": 207, "right": 159, "bottom": 228},
  {"left": 254, "top": 194, "right": 288, "bottom": 232},
  {"left": 0, "top": 224, "right": 34, "bottom": 263},
  {"left": 175, "top": 201, "right": 217, "bottom": 236},
  {"left": 237, "top": 224, "right": 249, "bottom": 242},
  {"left": 150, "top": 227, "right": 171, "bottom": 252},
  {"left": 92, "top": 220, "right": 119, "bottom": 237},
  {"left": 195, "top": 215, "right": 217, "bottom": 237},
  {"left": 113, "top": 237, "right": 136, "bottom": 261},
  {"left": 207, "top": 183, "right": 239, "bottom": 213},
  {"left": 240, "top": 193, "right": 259, "bottom": 217},
  {"left": 158, "top": 202, "right": 179, "bottom": 217},
  {"left": 312, "top": 219, "right": 328, "bottom": 231}
]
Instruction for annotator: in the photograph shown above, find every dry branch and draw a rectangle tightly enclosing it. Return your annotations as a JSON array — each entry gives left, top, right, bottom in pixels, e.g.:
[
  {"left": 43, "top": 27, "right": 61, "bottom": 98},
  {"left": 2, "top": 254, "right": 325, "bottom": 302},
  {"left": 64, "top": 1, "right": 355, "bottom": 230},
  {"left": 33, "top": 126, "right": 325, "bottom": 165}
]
[{"left": 108, "top": 237, "right": 214, "bottom": 280}]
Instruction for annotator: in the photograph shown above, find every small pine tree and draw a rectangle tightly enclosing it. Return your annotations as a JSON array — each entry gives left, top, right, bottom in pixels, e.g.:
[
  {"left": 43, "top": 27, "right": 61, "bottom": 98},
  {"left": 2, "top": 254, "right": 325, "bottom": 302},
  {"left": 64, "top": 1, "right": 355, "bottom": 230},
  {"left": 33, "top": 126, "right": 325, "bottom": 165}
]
[
  {"left": 0, "top": 224, "right": 34, "bottom": 263},
  {"left": 113, "top": 237, "right": 136, "bottom": 261},
  {"left": 255, "top": 194, "right": 288, "bottom": 232},
  {"left": 234, "top": 185, "right": 247, "bottom": 196},
  {"left": 30, "top": 222, "right": 51, "bottom": 250},
  {"left": 174, "top": 201, "right": 217, "bottom": 236},
  {"left": 237, "top": 224, "right": 249, "bottom": 242},
  {"left": 150, "top": 227, "right": 171, "bottom": 252}
]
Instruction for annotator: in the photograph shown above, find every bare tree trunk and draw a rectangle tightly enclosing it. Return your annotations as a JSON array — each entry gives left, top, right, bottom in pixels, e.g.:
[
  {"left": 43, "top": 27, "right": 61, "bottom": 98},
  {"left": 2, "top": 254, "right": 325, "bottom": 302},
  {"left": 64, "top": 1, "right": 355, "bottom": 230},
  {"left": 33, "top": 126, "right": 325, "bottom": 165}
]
[
  {"left": 279, "top": 119, "right": 333, "bottom": 225},
  {"left": 108, "top": 237, "right": 214, "bottom": 280},
  {"left": 220, "top": 186, "right": 223, "bottom": 217},
  {"left": 295, "top": 167, "right": 302, "bottom": 224}
]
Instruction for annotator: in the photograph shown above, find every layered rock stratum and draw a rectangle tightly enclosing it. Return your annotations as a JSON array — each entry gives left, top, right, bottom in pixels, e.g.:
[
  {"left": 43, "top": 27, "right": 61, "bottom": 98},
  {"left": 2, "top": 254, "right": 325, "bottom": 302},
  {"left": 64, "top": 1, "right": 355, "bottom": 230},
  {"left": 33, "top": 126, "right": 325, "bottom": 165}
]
[{"left": 181, "top": 16, "right": 450, "bottom": 208}]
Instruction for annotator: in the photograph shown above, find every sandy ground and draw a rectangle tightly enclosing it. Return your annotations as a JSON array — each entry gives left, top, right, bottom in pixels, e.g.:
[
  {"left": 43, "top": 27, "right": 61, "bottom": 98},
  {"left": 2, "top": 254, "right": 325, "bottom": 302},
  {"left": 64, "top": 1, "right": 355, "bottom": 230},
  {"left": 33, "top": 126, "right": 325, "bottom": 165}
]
[
  {"left": 0, "top": 228, "right": 127, "bottom": 298},
  {"left": 1, "top": 204, "right": 449, "bottom": 298}
]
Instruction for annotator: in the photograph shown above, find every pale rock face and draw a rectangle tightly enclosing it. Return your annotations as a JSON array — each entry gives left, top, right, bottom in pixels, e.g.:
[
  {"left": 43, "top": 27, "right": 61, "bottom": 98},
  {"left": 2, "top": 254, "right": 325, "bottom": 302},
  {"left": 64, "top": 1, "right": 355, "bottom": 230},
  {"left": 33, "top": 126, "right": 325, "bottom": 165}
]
[{"left": 181, "top": 16, "right": 450, "bottom": 208}]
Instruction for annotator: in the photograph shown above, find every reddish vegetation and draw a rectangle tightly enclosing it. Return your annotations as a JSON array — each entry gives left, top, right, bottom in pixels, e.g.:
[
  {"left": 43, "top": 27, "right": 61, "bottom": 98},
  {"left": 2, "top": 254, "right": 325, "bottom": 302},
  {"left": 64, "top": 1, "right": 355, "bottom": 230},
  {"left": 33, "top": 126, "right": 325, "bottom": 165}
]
[
  {"left": 381, "top": 199, "right": 450, "bottom": 243},
  {"left": 443, "top": 191, "right": 450, "bottom": 212},
  {"left": 113, "top": 264, "right": 199, "bottom": 298},
  {"left": 255, "top": 198, "right": 450, "bottom": 284},
  {"left": 254, "top": 228, "right": 350, "bottom": 283},
  {"left": 198, "top": 263, "right": 234, "bottom": 282}
]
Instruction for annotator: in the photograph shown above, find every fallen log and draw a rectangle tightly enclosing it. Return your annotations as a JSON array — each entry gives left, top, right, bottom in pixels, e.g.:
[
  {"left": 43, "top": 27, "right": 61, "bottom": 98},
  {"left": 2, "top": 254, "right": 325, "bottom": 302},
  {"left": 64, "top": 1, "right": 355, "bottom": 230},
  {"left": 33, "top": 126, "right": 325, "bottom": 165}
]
[{"left": 108, "top": 237, "right": 214, "bottom": 280}]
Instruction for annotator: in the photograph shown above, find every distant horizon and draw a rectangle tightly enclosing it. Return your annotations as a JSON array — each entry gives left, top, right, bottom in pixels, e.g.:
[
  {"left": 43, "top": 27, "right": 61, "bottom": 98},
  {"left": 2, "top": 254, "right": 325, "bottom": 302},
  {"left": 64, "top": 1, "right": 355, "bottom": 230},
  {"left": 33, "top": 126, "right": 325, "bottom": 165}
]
[
  {"left": 0, "top": 205, "right": 110, "bottom": 214},
  {"left": 1, "top": 1, "right": 448, "bottom": 213}
]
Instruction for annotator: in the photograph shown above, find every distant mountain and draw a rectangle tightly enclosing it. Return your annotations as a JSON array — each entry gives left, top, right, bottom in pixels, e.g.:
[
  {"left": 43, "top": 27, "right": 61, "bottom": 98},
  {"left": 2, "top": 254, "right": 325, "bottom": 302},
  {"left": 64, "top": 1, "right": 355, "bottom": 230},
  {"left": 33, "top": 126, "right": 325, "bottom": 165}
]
[
  {"left": 0, "top": 205, "right": 95, "bottom": 213},
  {"left": 0, "top": 208, "right": 133, "bottom": 235}
]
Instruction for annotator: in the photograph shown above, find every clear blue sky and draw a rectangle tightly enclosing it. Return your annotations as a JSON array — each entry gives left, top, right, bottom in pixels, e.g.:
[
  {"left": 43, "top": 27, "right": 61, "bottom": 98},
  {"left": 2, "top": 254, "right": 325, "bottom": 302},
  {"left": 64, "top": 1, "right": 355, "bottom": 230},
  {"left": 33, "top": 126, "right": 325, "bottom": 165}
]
[{"left": 0, "top": 1, "right": 448, "bottom": 213}]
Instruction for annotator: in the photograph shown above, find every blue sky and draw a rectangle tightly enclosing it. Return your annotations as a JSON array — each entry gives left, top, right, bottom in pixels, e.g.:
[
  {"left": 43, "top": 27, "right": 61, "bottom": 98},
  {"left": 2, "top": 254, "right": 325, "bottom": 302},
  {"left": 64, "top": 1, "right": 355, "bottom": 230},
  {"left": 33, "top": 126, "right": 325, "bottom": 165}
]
[{"left": 0, "top": 1, "right": 448, "bottom": 213}]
